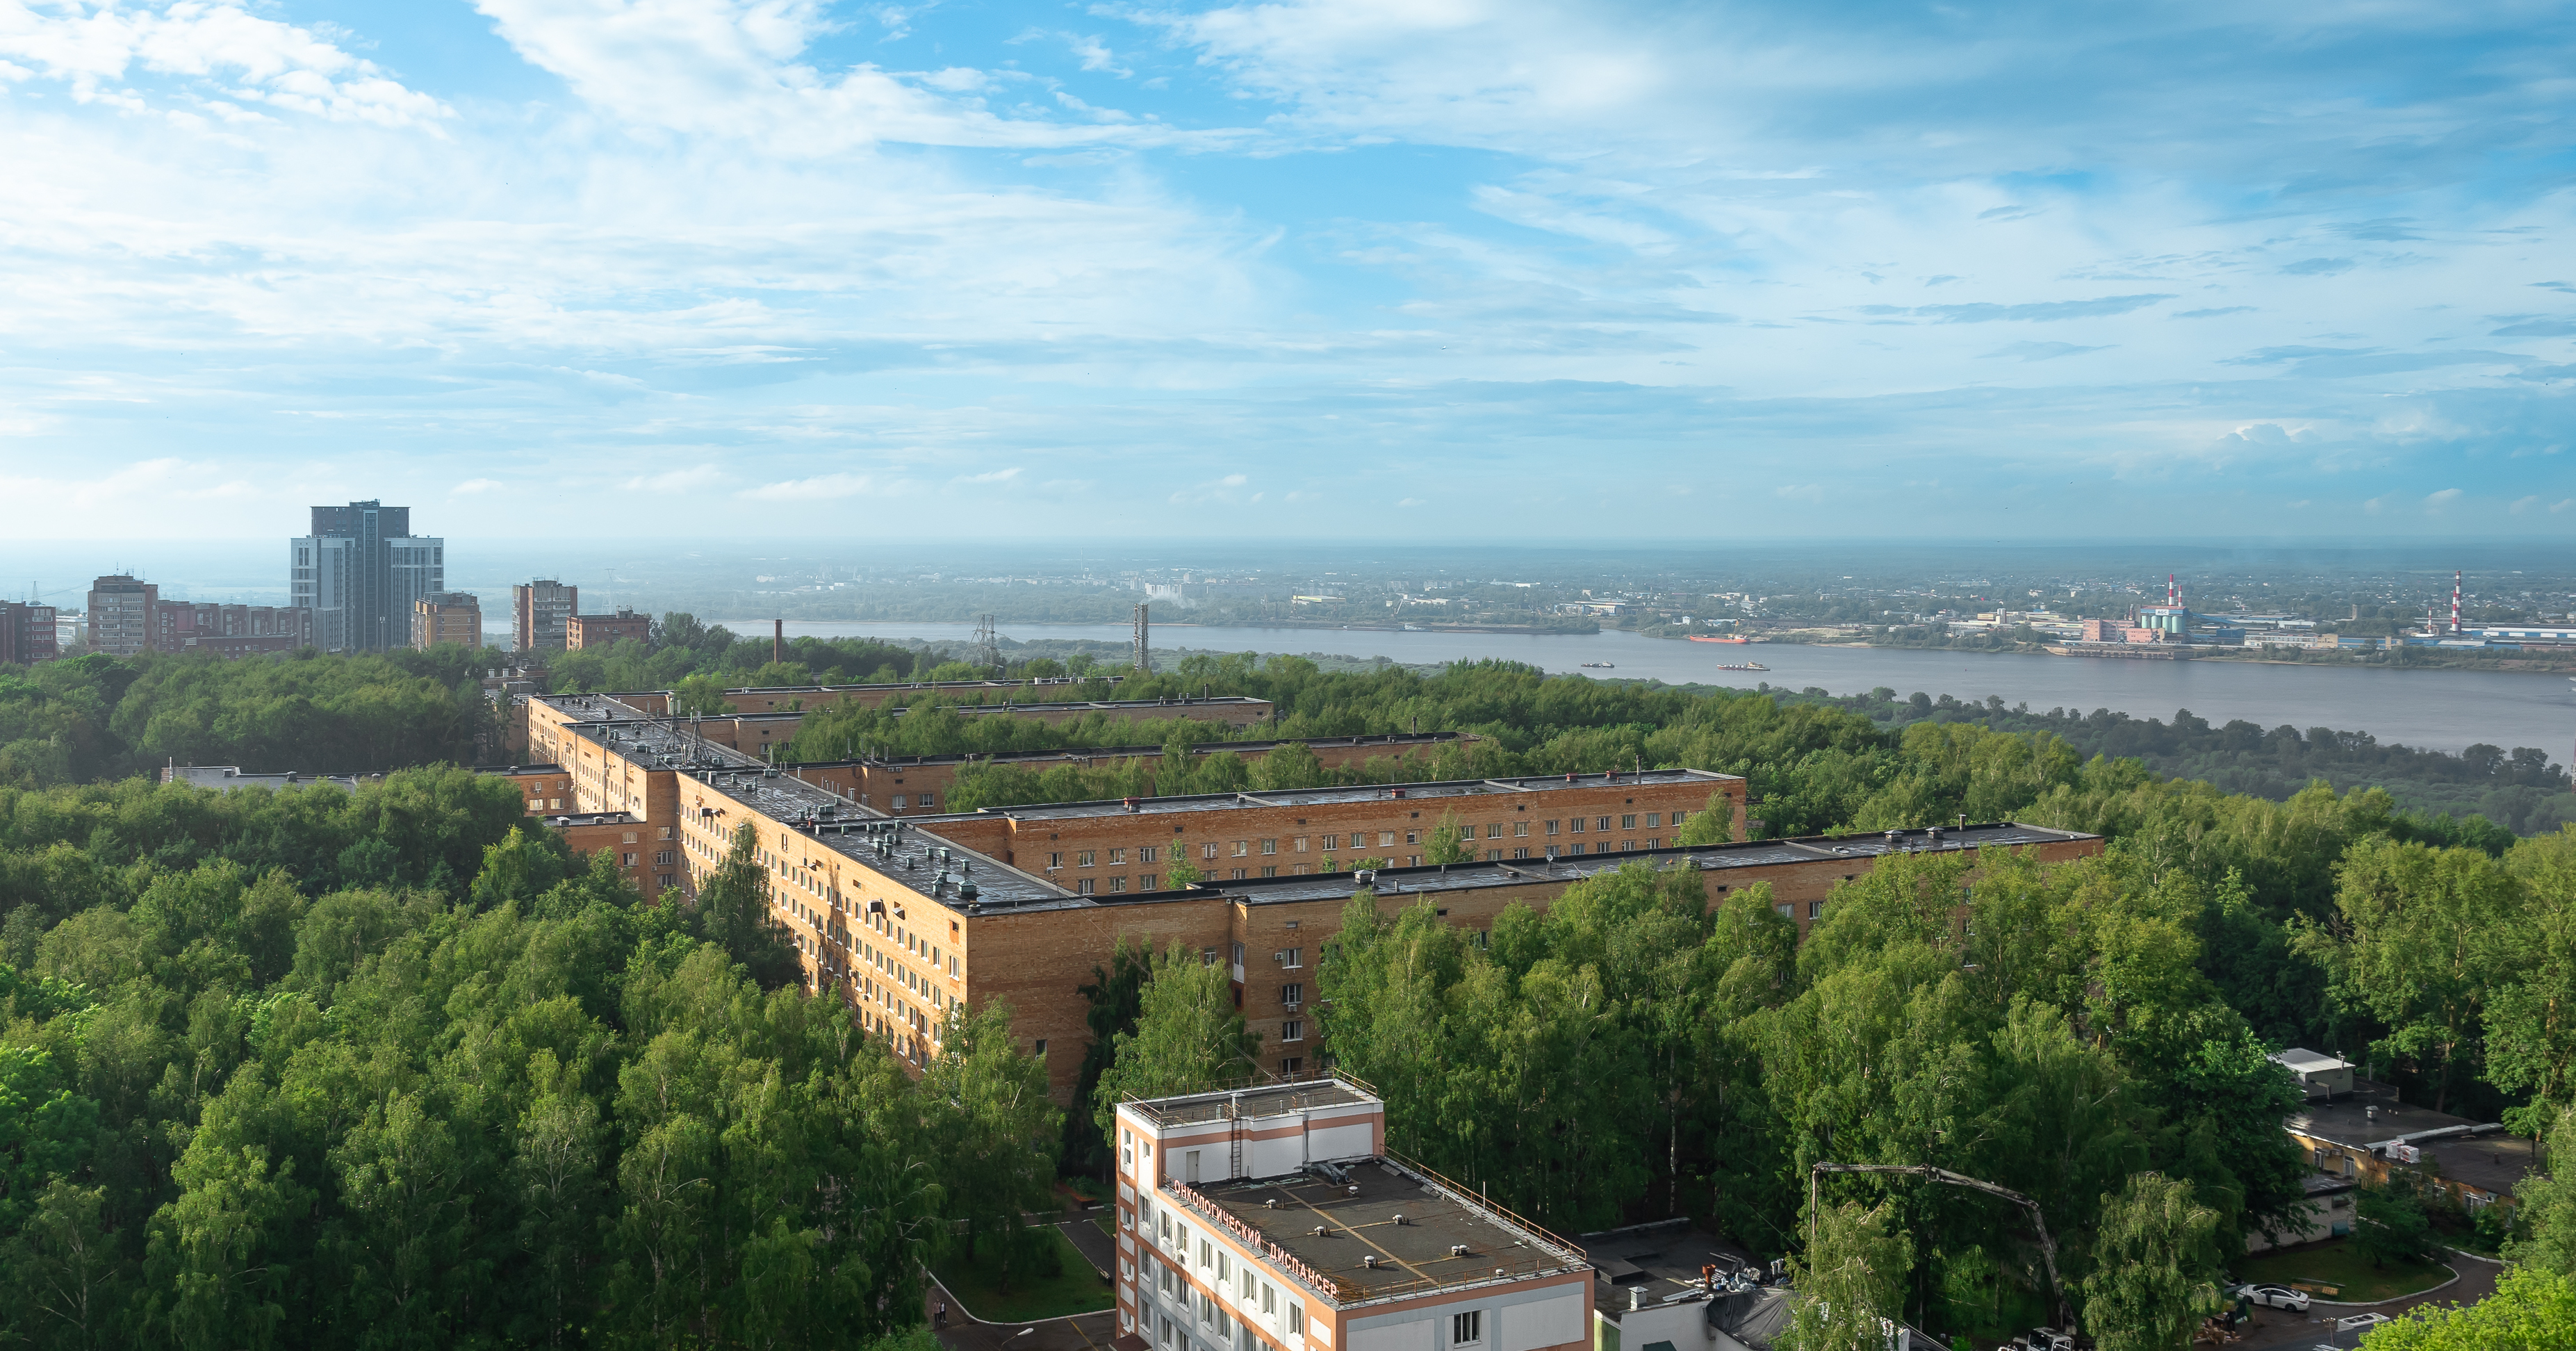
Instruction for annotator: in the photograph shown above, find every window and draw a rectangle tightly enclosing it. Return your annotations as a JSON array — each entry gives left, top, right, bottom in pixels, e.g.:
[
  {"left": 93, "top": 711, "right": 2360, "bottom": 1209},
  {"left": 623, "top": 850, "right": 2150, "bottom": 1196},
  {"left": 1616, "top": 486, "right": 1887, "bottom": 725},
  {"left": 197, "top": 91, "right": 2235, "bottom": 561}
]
[
  {"left": 1484, "top": 823, "right": 1503, "bottom": 839},
  {"left": 1294, "top": 836, "right": 1308, "bottom": 853},
  {"left": 1486, "top": 850, "right": 1502, "bottom": 862},
  {"left": 1142, "top": 874, "right": 1159, "bottom": 890},
  {"left": 1231, "top": 942, "right": 1245, "bottom": 966},
  {"left": 1036, "top": 1039, "right": 1049, "bottom": 1057},
  {"left": 1231, "top": 869, "right": 1247, "bottom": 880},
  {"left": 1110, "top": 877, "right": 1129, "bottom": 893},
  {"left": 892, "top": 795, "right": 907, "bottom": 810},
  {"left": 1648, "top": 838, "right": 1662, "bottom": 849},
  {"left": 1288, "top": 1304, "right": 1304, "bottom": 1336},
  {"left": 1218, "top": 1251, "right": 1232, "bottom": 1283},
  {"left": 1646, "top": 812, "right": 1662, "bottom": 827},
  {"left": 1622, "top": 814, "right": 1638, "bottom": 830},
  {"left": 1595, "top": 817, "right": 1611, "bottom": 830},
  {"left": 1140, "top": 846, "right": 1158, "bottom": 864},
  {"left": 1281, "top": 983, "right": 1304, "bottom": 1008},
  {"left": 1775, "top": 902, "right": 1793, "bottom": 919},
  {"left": 1511, "top": 848, "right": 1529, "bottom": 860},
  {"left": 1261, "top": 839, "right": 1277, "bottom": 855},
  {"left": 1160, "top": 1211, "right": 1172, "bottom": 1243},
  {"left": 1079, "top": 851, "right": 1097, "bottom": 867},
  {"left": 1452, "top": 1311, "right": 1483, "bottom": 1347},
  {"left": 919, "top": 792, "right": 935, "bottom": 808},
  {"left": 1200, "top": 1238, "right": 1213, "bottom": 1268},
  {"left": 1379, "top": 831, "right": 1396, "bottom": 847},
  {"left": 621, "top": 852, "right": 637, "bottom": 867},
  {"left": 1110, "top": 848, "right": 1127, "bottom": 865},
  {"left": 1281, "top": 1020, "right": 1305, "bottom": 1042},
  {"left": 1078, "top": 879, "right": 1096, "bottom": 894},
  {"left": 1406, "top": 830, "right": 1420, "bottom": 846},
  {"left": 1808, "top": 900, "right": 1823, "bottom": 918},
  {"left": 1203, "top": 843, "right": 1220, "bottom": 860},
  {"left": 1232, "top": 841, "right": 1249, "bottom": 858},
  {"left": 1513, "top": 821, "right": 1529, "bottom": 837},
  {"left": 1260, "top": 867, "right": 1277, "bottom": 878},
  {"left": 1545, "top": 819, "right": 1561, "bottom": 835},
  {"left": 1320, "top": 833, "right": 1341, "bottom": 851},
  {"left": 1569, "top": 817, "right": 1586, "bottom": 833},
  {"left": 1048, "top": 852, "right": 1063, "bottom": 869},
  {"left": 1263, "top": 1285, "right": 1279, "bottom": 1318}
]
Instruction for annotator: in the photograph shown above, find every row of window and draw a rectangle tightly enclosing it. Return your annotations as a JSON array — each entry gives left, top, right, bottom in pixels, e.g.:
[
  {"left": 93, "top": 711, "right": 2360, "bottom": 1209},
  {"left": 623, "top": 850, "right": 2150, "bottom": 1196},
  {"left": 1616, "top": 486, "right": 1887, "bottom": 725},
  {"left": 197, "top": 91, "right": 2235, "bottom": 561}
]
[{"left": 1057, "top": 811, "right": 1698, "bottom": 872}]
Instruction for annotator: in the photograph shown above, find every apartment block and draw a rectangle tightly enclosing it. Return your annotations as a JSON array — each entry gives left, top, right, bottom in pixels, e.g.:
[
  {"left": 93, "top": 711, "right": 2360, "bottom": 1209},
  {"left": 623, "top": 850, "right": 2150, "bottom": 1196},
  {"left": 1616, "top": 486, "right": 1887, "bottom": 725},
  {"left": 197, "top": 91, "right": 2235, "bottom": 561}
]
[
  {"left": 0, "top": 601, "right": 59, "bottom": 664},
  {"left": 152, "top": 600, "right": 314, "bottom": 657},
  {"left": 566, "top": 608, "right": 650, "bottom": 650},
  {"left": 85, "top": 575, "right": 158, "bottom": 656},
  {"left": 514, "top": 580, "right": 577, "bottom": 654},
  {"left": 1115, "top": 1081, "right": 1592, "bottom": 1351},
  {"left": 412, "top": 591, "right": 484, "bottom": 650}
]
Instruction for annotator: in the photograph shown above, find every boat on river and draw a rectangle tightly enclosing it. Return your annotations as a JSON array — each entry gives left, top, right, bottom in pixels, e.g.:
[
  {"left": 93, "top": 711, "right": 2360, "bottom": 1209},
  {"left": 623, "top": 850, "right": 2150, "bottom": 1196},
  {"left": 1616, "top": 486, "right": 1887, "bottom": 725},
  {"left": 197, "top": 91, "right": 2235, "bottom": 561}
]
[
  {"left": 1711, "top": 662, "right": 1768, "bottom": 672},
  {"left": 1580, "top": 662, "right": 1616, "bottom": 669}
]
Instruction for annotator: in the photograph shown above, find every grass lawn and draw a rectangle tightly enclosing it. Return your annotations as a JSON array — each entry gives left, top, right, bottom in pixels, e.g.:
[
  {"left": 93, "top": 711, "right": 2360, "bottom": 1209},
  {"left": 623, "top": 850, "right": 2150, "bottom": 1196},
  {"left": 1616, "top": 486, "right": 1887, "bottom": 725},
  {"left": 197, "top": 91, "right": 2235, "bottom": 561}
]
[
  {"left": 934, "top": 1225, "right": 1115, "bottom": 1324},
  {"left": 2235, "top": 1240, "right": 2453, "bottom": 1303},
  {"left": 1094, "top": 1211, "right": 1117, "bottom": 1239}
]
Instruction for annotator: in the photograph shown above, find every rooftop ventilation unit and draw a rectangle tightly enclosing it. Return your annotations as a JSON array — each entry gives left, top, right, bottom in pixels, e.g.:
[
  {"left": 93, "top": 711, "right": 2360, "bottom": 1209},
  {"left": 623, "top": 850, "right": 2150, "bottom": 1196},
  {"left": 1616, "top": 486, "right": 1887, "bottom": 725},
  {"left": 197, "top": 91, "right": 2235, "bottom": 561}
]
[{"left": 1450, "top": 1244, "right": 1470, "bottom": 1258}]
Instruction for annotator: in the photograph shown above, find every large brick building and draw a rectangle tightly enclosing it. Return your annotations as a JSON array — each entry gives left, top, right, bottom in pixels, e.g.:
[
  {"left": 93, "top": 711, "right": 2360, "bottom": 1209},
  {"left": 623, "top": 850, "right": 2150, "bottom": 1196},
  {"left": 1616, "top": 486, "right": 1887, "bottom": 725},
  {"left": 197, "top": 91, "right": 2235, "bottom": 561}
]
[
  {"left": 0, "top": 601, "right": 58, "bottom": 665},
  {"left": 520, "top": 694, "right": 2099, "bottom": 1098},
  {"left": 81, "top": 575, "right": 313, "bottom": 659},
  {"left": 412, "top": 591, "right": 484, "bottom": 649},
  {"left": 908, "top": 768, "right": 1744, "bottom": 894},
  {"left": 566, "top": 608, "right": 651, "bottom": 650},
  {"left": 514, "top": 580, "right": 577, "bottom": 654}
]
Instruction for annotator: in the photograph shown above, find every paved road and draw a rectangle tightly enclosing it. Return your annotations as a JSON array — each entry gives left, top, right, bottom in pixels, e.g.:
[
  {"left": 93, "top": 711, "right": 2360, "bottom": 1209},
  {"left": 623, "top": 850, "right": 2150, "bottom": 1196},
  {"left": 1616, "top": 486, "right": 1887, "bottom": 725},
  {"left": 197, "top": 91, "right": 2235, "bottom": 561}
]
[{"left": 2233, "top": 1251, "right": 2500, "bottom": 1348}]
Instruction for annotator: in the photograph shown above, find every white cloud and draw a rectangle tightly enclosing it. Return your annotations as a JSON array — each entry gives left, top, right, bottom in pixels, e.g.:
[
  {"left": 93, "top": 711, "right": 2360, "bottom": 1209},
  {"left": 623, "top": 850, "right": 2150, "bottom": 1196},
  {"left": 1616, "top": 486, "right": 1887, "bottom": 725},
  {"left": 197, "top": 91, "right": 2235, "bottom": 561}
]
[
  {"left": 453, "top": 477, "right": 504, "bottom": 494},
  {"left": 623, "top": 467, "right": 727, "bottom": 493},
  {"left": 2424, "top": 487, "right": 2464, "bottom": 512},
  {"left": 741, "top": 471, "right": 878, "bottom": 500},
  {"left": 0, "top": 0, "right": 451, "bottom": 129}
]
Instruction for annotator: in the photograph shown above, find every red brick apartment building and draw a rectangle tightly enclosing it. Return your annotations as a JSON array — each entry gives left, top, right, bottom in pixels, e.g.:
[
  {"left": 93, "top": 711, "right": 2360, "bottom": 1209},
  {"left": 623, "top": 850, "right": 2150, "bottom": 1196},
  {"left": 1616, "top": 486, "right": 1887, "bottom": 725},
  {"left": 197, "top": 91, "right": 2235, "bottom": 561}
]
[{"left": 566, "top": 609, "right": 650, "bottom": 650}]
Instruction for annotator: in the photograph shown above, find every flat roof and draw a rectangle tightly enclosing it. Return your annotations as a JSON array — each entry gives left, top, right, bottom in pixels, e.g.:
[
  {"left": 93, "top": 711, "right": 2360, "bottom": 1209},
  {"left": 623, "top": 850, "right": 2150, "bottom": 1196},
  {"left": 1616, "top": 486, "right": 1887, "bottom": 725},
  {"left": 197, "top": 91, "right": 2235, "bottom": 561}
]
[
  {"left": 563, "top": 714, "right": 1081, "bottom": 912},
  {"left": 2284, "top": 1077, "right": 2491, "bottom": 1147},
  {"left": 2274, "top": 1049, "right": 2353, "bottom": 1074},
  {"left": 1110, "top": 821, "right": 2096, "bottom": 908},
  {"left": 830, "top": 732, "right": 1466, "bottom": 771},
  {"left": 914, "top": 768, "right": 1738, "bottom": 825},
  {"left": 1187, "top": 1158, "right": 1588, "bottom": 1307},
  {"left": 544, "top": 811, "right": 640, "bottom": 827},
  {"left": 1123, "top": 1079, "right": 1376, "bottom": 1129},
  {"left": 477, "top": 763, "right": 568, "bottom": 775}
]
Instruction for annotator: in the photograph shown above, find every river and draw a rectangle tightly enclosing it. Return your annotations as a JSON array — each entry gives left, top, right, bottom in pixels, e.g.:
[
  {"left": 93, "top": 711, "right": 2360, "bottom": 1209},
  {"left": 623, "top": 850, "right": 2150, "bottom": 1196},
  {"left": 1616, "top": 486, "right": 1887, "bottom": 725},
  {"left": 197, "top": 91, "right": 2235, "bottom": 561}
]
[{"left": 721, "top": 620, "right": 2576, "bottom": 764}]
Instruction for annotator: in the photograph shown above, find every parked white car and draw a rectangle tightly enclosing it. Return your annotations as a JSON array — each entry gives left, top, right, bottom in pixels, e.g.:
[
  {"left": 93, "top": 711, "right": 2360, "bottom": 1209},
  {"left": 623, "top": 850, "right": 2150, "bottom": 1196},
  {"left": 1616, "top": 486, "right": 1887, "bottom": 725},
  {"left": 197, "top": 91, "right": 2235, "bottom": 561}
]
[
  {"left": 2234, "top": 1284, "right": 2313, "bottom": 1311},
  {"left": 2337, "top": 1312, "right": 2394, "bottom": 1333}
]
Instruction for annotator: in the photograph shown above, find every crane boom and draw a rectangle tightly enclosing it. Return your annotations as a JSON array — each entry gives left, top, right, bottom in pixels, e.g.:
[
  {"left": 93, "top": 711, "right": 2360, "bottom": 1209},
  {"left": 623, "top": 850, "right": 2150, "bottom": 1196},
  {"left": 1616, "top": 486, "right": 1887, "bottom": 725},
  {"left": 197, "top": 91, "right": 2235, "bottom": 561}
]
[{"left": 1807, "top": 1162, "right": 2070, "bottom": 1329}]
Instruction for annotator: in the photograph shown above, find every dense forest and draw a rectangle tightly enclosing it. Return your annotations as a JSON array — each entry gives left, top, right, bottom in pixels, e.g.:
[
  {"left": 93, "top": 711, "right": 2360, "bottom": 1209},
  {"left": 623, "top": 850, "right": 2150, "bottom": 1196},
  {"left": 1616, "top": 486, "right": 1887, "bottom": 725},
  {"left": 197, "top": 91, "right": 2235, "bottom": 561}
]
[{"left": 7, "top": 635, "right": 2576, "bottom": 1345}]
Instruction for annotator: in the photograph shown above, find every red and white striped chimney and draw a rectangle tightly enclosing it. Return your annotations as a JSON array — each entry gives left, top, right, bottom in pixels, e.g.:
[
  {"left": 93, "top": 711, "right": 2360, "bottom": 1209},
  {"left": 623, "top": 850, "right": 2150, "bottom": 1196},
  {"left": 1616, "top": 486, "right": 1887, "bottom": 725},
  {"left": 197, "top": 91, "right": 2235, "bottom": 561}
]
[{"left": 2452, "top": 571, "right": 2462, "bottom": 634}]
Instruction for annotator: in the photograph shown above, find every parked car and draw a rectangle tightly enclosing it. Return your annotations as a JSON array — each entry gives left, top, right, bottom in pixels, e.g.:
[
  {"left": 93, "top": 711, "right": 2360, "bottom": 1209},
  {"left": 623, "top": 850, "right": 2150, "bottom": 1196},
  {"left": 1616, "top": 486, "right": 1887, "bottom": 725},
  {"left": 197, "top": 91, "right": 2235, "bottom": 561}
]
[
  {"left": 2336, "top": 1312, "right": 2393, "bottom": 1333},
  {"left": 2010, "top": 1329, "right": 2076, "bottom": 1351},
  {"left": 2234, "top": 1284, "right": 2313, "bottom": 1311}
]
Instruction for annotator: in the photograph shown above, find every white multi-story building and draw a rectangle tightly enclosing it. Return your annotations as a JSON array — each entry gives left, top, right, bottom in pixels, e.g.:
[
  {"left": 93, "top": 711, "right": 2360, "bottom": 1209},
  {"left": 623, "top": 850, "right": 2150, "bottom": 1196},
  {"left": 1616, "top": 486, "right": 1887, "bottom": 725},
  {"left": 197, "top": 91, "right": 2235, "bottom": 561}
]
[{"left": 1113, "top": 1081, "right": 1592, "bottom": 1351}]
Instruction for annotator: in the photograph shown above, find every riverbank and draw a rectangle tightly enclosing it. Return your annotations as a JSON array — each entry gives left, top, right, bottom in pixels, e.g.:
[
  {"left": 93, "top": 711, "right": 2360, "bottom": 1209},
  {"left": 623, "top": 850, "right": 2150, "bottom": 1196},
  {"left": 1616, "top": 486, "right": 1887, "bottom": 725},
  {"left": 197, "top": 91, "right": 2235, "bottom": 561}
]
[{"left": 1655, "top": 625, "right": 2576, "bottom": 676}]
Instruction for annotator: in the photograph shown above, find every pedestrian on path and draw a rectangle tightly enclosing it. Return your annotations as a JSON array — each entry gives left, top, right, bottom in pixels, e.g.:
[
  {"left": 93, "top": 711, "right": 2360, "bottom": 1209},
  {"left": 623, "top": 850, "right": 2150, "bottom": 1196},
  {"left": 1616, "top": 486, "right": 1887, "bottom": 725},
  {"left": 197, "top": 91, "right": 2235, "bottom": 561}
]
[{"left": 936, "top": 1299, "right": 949, "bottom": 1328}]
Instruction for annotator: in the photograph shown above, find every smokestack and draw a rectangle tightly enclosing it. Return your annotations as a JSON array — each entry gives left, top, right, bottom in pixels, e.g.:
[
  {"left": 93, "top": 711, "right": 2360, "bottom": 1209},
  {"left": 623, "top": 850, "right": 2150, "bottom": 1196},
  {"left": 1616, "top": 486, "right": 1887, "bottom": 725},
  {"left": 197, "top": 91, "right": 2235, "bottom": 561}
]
[
  {"left": 2452, "top": 571, "right": 2462, "bottom": 634},
  {"left": 2167, "top": 573, "right": 2176, "bottom": 607},
  {"left": 774, "top": 618, "right": 784, "bottom": 666}
]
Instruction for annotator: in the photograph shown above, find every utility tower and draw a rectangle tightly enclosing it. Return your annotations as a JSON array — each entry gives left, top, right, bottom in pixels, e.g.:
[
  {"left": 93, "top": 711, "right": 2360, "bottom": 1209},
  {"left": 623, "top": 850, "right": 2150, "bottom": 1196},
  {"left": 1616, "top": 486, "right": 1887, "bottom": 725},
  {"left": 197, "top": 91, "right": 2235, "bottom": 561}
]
[
  {"left": 973, "top": 614, "right": 1001, "bottom": 671},
  {"left": 1132, "top": 603, "right": 1150, "bottom": 673}
]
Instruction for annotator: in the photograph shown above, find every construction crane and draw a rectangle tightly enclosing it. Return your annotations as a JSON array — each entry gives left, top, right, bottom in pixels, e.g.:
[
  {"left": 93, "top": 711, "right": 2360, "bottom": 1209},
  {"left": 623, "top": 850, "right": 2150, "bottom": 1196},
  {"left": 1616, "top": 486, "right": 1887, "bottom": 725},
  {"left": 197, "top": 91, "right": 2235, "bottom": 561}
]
[{"left": 1807, "top": 1162, "right": 2069, "bottom": 1330}]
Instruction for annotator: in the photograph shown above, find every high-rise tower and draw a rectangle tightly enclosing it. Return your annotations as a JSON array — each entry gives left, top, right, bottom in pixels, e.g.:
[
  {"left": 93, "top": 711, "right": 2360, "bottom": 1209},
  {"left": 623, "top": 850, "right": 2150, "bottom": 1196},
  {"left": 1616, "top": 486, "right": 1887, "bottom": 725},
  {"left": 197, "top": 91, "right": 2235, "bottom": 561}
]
[{"left": 290, "top": 500, "right": 445, "bottom": 652}]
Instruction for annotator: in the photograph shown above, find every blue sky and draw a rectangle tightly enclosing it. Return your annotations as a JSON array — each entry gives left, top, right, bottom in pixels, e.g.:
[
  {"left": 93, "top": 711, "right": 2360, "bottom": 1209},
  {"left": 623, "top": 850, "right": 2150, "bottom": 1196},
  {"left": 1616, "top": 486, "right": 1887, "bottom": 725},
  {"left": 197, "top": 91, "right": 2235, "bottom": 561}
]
[{"left": 0, "top": 0, "right": 2570, "bottom": 541}]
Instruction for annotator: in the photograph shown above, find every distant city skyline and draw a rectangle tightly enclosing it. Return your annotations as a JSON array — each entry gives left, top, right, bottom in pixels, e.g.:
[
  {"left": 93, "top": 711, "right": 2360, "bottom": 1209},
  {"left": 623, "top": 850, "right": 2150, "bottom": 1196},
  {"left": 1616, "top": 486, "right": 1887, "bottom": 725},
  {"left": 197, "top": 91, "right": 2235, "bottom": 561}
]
[{"left": 1, "top": 3, "right": 2570, "bottom": 539}]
